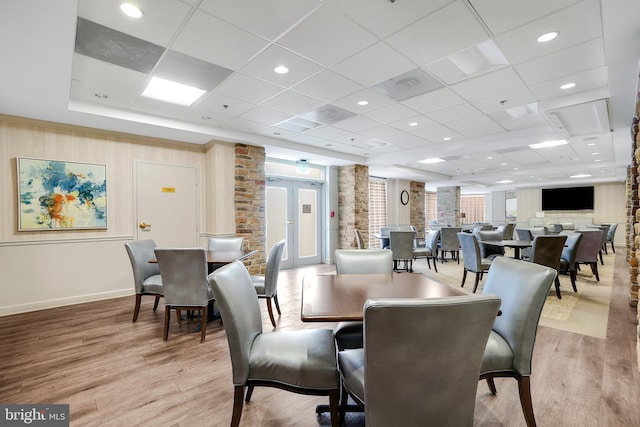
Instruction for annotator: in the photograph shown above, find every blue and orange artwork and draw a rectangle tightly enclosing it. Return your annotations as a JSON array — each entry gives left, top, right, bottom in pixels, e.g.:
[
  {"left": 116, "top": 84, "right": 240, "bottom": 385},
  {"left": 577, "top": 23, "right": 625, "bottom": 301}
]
[{"left": 18, "top": 158, "right": 107, "bottom": 230}]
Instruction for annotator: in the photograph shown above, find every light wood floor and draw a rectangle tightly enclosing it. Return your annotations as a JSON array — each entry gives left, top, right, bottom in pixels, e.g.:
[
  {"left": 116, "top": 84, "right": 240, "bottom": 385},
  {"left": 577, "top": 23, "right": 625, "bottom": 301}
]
[{"left": 0, "top": 248, "right": 638, "bottom": 426}]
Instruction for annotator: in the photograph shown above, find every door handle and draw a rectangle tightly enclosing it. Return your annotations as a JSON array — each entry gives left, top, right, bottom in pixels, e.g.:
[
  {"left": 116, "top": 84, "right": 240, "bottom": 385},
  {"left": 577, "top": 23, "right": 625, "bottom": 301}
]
[{"left": 139, "top": 222, "right": 151, "bottom": 230}]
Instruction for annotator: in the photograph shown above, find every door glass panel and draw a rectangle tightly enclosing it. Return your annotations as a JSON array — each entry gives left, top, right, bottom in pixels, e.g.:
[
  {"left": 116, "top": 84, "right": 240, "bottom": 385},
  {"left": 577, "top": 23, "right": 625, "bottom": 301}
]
[
  {"left": 266, "top": 186, "right": 289, "bottom": 261},
  {"left": 298, "top": 188, "right": 317, "bottom": 258}
]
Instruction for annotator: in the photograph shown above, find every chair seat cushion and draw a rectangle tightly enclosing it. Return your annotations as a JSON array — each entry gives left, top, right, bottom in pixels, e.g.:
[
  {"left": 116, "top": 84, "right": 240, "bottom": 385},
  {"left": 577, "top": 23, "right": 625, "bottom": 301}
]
[
  {"left": 142, "top": 274, "right": 163, "bottom": 294},
  {"left": 251, "top": 275, "right": 266, "bottom": 294},
  {"left": 480, "top": 331, "right": 514, "bottom": 374},
  {"left": 249, "top": 328, "right": 338, "bottom": 390},
  {"left": 338, "top": 349, "right": 365, "bottom": 405},
  {"left": 334, "top": 321, "right": 364, "bottom": 349},
  {"left": 412, "top": 247, "right": 434, "bottom": 257},
  {"left": 481, "top": 259, "right": 493, "bottom": 270}
]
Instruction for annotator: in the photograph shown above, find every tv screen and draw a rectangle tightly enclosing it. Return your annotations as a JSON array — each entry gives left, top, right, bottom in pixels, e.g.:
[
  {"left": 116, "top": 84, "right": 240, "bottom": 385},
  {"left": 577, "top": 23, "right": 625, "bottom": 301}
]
[{"left": 541, "top": 186, "right": 594, "bottom": 211}]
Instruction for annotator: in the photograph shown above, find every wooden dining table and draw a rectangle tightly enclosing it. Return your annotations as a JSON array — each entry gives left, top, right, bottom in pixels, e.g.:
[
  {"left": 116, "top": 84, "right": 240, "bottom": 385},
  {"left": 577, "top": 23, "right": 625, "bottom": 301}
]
[
  {"left": 301, "top": 273, "right": 466, "bottom": 322},
  {"left": 150, "top": 249, "right": 257, "bottom": 273}
]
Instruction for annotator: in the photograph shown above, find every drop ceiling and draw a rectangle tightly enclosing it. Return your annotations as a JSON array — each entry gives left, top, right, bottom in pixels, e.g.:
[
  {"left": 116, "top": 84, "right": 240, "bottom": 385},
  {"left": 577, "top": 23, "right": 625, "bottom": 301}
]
[{"left": 2, "top": 0, "right": 639, "bottom": 192}]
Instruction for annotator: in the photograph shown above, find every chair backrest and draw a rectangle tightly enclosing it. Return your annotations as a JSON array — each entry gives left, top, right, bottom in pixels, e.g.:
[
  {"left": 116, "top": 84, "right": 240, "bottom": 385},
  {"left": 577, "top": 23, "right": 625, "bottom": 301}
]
[
  {"left": 530, "top": 235, "right": 567, "bottom": 271},
  {"left": 607, "top": 223, "right": 618, "bottom": 241},
  {"left": 516, "top": 228, "right": 533, "bottom": 241},
  {"left": 154, "top": 248, "right": 210, "bottom": 306},
  {"left": 389, "top": 231, "right": 415, "bottom": 260},
  {"left": 482, "top": 257, "right": 556, "bottom": 375},
  {"left": 529, "top": 226, "right": 548, "bottom": 236},
  {"left": 457, "top": 232, "right": 482, "bottom": 272},
  {"left": 595, "top": 224, "right": 610, "bottom": 247},
  {"left": 440, "top": 227, "right": 462, "bottom": 251},
  {"left": 208, "top": 236, "right": 244, "bottom": 251},
  {"left": 363, "top": 295, "right": 501, "bottom": 426},
  {"left": 552, "top": 224, "right": 564, "bottom": 233},
  {"left": 354, "top": 229, "right": 365, "bottom": 249},
  {"left": 560, "top": 232, "right": 583, "bottom": 268},
  {"left": 476, "top": 230, "right": 505, "bottom": 259},
  {"left": 335, "top": 249, "right": 393, "bottom": 274},
  {"left": 208, "top": 260, "right": 263, "bottom": 385},
  {"left": 424, "top": 229, "right": 440, "bottom": 252},
  {"left": 499, "top": 223, "right": 515, "bottom": 240},
  {"left": 125, "top": 239, "right": 160, "bottom": 293},
  {"left": 263, "top": 240, "right": 286, "bottom": 296},
  {"left": 575, "top": 229, "right": 604, "bottom": 262}
]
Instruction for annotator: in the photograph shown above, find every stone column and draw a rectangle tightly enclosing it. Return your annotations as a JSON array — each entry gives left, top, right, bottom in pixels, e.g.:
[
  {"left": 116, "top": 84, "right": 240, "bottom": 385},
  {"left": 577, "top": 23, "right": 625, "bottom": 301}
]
[
  {"left": 235, "top": 144, "right": 265, "bottom": 274},
  {"left": 410, "top": 181, "right": 425, "bottom": 236},
  {"left": 338, "top": 164, "right": 369, "bottom": 249},
  {"left": 436, "top": 186, "right": 461, "bottom": 226}
]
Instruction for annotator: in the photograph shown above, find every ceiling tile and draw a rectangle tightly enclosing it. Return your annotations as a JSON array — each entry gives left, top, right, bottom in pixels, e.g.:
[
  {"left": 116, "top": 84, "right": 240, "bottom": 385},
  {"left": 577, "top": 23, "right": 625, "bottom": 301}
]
[
  {"left": 332, "top": 42, "right": 417, "bottom": 86},
  {"left": 363, "top": 103, "right": 419, "bottom": 124},
  {"left": 277, "top": 6, "right": 378, "bottom": 66},
  {"left": 450, "top": 67, "right": 528, "bottom": 102},
  {"left": 261, "top": 90, "right": 324, "bottom": 115},
  {"left": 401, "top": 87, "right": 465, "bottom": 114},
  {"left": 427, "top": 103, "right": 483, "bottom": 124},
  {"left": 196, "top": 92, "right": 256, "bottom": 117},
  {"left": 291, "top": 70, "right": 363, "bottom": 103},
  {"left": 332, "top": 89, "right": 395, "bottom": 114},
  {"left": 528, "top": 66, "right": 608, "bottom": 100},
  {"left": 331, "top": 115, "right": 381, "bottom": 133},
  {"left": 239, "top": 44, "right": 323, "bottom": 88},
  {"left": 213, "top": 73, "right": 283, "bottom": 104},
  {"left": 239, "top": 106, "right": 292, "bottom": 126}
]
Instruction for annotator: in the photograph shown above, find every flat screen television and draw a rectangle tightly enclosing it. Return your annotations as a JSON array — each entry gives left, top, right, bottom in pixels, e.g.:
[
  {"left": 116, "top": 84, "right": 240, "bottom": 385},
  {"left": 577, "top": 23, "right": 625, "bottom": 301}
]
[{"left": 541, "top": 186, "right": 594, "bottom": 211}]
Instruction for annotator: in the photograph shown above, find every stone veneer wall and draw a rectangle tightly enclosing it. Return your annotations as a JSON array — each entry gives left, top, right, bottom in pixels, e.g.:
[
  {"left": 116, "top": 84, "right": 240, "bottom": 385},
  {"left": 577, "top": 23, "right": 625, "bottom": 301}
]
[
  {"left": 410, "top": 181, "right": 426, "bottom": 236},
  {"left": 338, "top": 164, "right": 369, "bottom": 249},
  {"left": 235, "top": 144, "right": 265, "bottom": 275},
  {"left": 437, "top": 186, "right": 461, "bottom": 226}
]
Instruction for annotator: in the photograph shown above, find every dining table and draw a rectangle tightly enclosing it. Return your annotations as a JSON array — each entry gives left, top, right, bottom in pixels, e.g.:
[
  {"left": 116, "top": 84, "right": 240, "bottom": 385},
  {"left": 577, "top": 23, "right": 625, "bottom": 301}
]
[
  {"left": 150, "top": 249, "right": 257, "bottom": 273},
  {"left": 301, "top": 272, "right": 466, "bottom": 322},
  {"left": 478, "top": 239, "right": 533, "bottom": 260}
]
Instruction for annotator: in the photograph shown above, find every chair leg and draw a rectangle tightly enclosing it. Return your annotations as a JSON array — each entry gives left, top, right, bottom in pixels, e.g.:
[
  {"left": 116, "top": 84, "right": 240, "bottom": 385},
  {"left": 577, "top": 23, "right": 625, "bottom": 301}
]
[
  {"left": 200, "top": 306, "right": 207, "bottom": 343},
  {"left": 456, "top": 250, "right": 460, "bottom": 264},
  {"left": 591, "top": 262, "right": 600, "bottom": 281},
  {"left": 472, "top": 273, "right": 480, "bottom": 293},
  {"left": 599, "top": 250, "right": 604, "bottom": 265},
  {"left": 163, "top": 308, "right": 170, "bottom": 341},
  {"left": 245, "top": 385, "right": 254, "bottom": 403},
  {"left": 461, "top": 268, "right": 468, "bottom": 287},
  {"left": 570, "top": 270, "right": 577, "bottom": 292},
  {"left": 132, "top": 294, "right": 142, "bottom": 322},
  {"left": 273, "top": 294, "right": 281, "bottom": 315},
  {"left": 517, "top": 376, "right": 537, "bottom": 427},
  {"left": 554, "top": 277, "right": 562, "bottom": 299},
  {"left": 485, "top": 377, "right": 497, "bottom": 395},
  {"left": 266, "top": 299, "right": 277, "bottom": 328},
  {"left": 153, "top": 296, "right": 160, "bottom": 312},
  {"left": 232, "top": 386, "right": 245, "bottom": 427},
  {"left": 339, "top": 385, "right": 349, "bottom": 422},
  {"left": 432, "top": 256, "right": 438, "bottom": 273},
  {"left": 611, "top": 242, "right": 616, "bottom": 253},
  {"left": 329, "top": 388, "right": 340, "bottom": 427}
]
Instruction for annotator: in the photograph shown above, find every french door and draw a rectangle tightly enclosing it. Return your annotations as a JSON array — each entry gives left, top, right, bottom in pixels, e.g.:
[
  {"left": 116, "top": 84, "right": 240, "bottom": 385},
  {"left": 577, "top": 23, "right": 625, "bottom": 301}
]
[{"left": 266, "top": 179, "right": 322, "bottom": 269}]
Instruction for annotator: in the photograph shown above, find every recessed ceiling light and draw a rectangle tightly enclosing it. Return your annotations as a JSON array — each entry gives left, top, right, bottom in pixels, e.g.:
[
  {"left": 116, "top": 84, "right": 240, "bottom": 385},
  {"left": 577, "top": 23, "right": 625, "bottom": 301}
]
[
  {"left": 513, "top": 167, "right": 519, "bottom": 170},
  {"left": 560, "top": 82, "right": 576, "bottom": 90},
  {"left": 570, "top": 174, "right": 592, "bottom": 178},
  {"left": 274, "top": 65, "right": 289, "bottom": 74},
  {"left": 142, "top": 76, "right": 206, "bottom": 106},
  {"left": 443, "top": 137, "right": 451, "bottom": 141},
  {"left": 537, "top": 32, "right": 558, "bottom": 43},
  {"left": 591, "top": 152, "right": 599, "bottom": 155},
  {"left": 486, "top": 156, "right": 493, "bottom": 159},
  {"left": 120, "top": 2, "right": 143, "bottom": 18},
  {"left": 529, "top": 139, "right": 567, "bottom": 149},
  {"left": 357, "top": 100, "right": 368, "bottom": 106},
  {"left": 500, "top": 163, "right": 507, "bottom": 166},
  {"left": 409, "top": 122, "right": 418, "bottom": 127},
  {"left": 588, "top": 143, "right": 596, "bottom": 146},
  {"left": 595, "top": 159, "right": 602, "bottom": 162},
  {"left": 418, "top": 157, "right": 445, "bottom": 164},
  {"left": 496, "top": 180, "right": 512, "bottom": 184}
]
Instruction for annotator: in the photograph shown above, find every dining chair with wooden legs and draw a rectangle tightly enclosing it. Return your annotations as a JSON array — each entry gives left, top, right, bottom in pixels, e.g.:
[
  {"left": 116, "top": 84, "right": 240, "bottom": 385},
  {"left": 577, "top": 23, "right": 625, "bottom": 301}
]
[
  {"left": 457, "top": 232, "right": 492, "bottom": 293},
  {"left": 251, "top": 239, "right": 286, "bottom": 328},
  {"left": 124, "top": 240, "right": 163, "bottom": 322},
  {"left": 528, "top": 234, "right": 567, "bottom": 299}
]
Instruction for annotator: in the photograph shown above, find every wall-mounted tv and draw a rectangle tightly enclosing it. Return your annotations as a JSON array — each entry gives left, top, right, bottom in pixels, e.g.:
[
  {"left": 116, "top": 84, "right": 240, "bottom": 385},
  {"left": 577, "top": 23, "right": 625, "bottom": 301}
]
[{"left": 541, "top": 186, "right": 594, "bottom": 211}]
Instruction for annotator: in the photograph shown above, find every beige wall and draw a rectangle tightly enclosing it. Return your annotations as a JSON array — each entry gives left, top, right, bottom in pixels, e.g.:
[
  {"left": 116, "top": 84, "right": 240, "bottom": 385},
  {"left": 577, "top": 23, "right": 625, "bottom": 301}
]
[{"left": 0, "top": 115, "right": 236, "bottom": 315}]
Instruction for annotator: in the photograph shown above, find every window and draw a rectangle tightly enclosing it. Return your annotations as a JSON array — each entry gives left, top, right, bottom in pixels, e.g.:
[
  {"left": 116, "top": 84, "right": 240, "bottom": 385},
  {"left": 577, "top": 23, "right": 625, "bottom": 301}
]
[
  {"left": 460, "top": 195, "right": 485, "bottom": 223},
  {"left": 368, "top": 178, "right": 387, "bottom": 248},
  {"left": 425, "top": 191, "right": 437, "bottom": 227}
]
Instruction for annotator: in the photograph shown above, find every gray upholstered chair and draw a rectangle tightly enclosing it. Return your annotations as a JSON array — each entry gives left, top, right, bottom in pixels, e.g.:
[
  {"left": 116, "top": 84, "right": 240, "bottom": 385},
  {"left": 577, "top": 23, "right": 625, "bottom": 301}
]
[
  {"left": 559, "top": 232, "right": 584, "bottom": 292},
  {"left": 606, "top": 223, "right": 618, "bottom": 253},
  {"left": 413, "top": 229, "right": 440, "bottom": 272},
  {"left": 207, "top": 236, "right": 244, "bottom": 251},
  {"left": 439, "top": 227, "right": 462, "bottom": 263},
  {"left": 529, "top": 234, "right": 567, "bottom": 299},
  {"left": 208, "top": 261, "right": 340, "bottom": 427},
  {"left": 251, "top": 240, "right": 286, "bottom": 328},
  {"left": 389, "top": 230, "right": 415, "bottom": 272},
  {"left": 457, "top": 232, "right": 492, "bottom": 293},
  {"left": 591, "top": 224, "right": 610, "bottom": 264},
  {"left": 354, "top": 229, "right": 366, "bottom": 249},
  {"left": 516, "top": 229, "right": 534, "bottom": 260},
  {"left": 338, "top": 294, "right": 501, "bottom": 426},
  {"left": 154, "top": 248, "right": 214, "bottom": 342},
  {"left": 476, "top": 229, "right": 505, "bottom": 259},
  {"left": 124, "top": 239, "right": 163, "bottom": 322},
  {"left": 498, "top": 223, "right": 515, "bottom": 240},
  {"left": 480, "top": 257, "right": 556, "bottom": 427},
  {"left": 575, "top": 229, "right": 604, "bottom": 281},
  {"left": 333, "top": 249, "right": 393, "bottom": 350}
]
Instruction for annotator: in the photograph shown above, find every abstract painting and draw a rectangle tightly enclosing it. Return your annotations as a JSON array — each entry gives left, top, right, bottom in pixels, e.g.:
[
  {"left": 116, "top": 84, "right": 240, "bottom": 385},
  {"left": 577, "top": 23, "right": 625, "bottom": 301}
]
[{"left": 17, "top": 157, "right": 107, "bottom": 230}]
